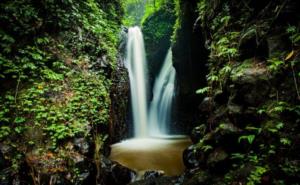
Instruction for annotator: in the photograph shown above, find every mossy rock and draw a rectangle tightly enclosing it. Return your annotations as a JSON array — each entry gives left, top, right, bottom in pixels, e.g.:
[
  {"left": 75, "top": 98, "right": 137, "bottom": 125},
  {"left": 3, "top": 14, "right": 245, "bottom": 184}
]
[
  {"left": 183, "top": 170, "right": 211, "bottom": 185},
  {"left": 207, "top": 148, "right": 228, "bottom": 163},
  {"left": 230, "top": 59, "right": 270, "bottom": 84}
]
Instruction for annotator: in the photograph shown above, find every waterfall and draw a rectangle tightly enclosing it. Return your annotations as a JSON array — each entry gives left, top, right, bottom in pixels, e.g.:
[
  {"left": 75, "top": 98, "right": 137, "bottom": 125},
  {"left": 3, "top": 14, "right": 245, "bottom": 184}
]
[
  {"left": 125, "top": 26, "right": 148, "bottom": 138},
  {"left": 148, "top": 48, "right": 176, "bottom": 136},
  {"left": 125, "top": 27, "right": 176, "bottom": 138}
]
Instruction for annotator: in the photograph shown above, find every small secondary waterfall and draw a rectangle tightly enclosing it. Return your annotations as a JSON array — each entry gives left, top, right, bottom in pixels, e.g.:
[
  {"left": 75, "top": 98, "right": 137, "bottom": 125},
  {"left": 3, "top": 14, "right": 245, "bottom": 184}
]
[
  {"left": 125, "top": 26, "right": 148, "bottom": 138},
  {"left": 149, "top": 48, "right": 176, "bottom": 136}
]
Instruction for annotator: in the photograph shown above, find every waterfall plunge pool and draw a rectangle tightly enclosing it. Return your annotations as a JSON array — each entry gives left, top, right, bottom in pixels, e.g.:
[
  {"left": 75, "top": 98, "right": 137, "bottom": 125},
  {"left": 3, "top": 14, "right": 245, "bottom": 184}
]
[
  {"left": 109, "top": 137, "right": 191, "bottom": 178},
  {"left": 110, "top": 27, "right": 190, "bottom": 180}
]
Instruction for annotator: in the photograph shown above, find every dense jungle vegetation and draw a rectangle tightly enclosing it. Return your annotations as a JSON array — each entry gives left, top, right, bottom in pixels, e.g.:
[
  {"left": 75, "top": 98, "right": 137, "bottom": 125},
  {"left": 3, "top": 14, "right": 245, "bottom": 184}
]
[{"left": 0, "top": 0, "right": 300, "bottom": 184}]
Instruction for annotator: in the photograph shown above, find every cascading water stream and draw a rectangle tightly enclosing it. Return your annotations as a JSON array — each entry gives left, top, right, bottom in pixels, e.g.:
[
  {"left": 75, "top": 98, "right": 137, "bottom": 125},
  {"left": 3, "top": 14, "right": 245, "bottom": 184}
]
[
  {"left": 149, "top": 48, "right": 176, "bottom": 136},
  {"left": 125, "top": 26, "right": 148, "bottom": 138},
  {"left": 125, "top": 26, "right": 177, "bottom": 137}
]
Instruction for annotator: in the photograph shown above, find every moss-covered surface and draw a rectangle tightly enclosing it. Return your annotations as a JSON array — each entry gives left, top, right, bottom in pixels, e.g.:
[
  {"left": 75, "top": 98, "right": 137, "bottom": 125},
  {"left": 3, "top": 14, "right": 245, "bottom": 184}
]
[
  {"left": 172, "top": 0, "right": 300, "bottom": 184},
  {"left": 0, "top": 0, "right": 124, "bottom": 183},
  {"left": 142, "top": 0, "right": 176, "bottom": 81}
]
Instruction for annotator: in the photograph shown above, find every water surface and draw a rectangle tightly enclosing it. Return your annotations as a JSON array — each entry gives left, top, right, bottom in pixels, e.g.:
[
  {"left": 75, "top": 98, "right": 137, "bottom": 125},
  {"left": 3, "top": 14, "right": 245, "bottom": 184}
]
[{"left": 110, "top": 137, "right": 191, "bottom": 177}]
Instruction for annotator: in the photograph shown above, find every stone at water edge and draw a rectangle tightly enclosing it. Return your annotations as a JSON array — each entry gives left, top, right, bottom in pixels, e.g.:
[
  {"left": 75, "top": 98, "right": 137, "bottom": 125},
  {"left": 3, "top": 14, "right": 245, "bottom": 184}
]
[
  {"left": 143, "top": 170, "right": 165, "bottom": 180},
  {"left": 183, "top": 145, "right": 204, "bottom": 169},
  {"left": 100, "top": 155, "right": 137, "bottom": 185}
]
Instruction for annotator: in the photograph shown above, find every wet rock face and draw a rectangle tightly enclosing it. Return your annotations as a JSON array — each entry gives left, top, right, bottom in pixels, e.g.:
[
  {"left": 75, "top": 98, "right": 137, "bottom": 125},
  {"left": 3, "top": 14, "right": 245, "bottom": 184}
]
[
  {"left": 183, "top": 145, "right": 204, "bottom": 169},
  {"left": 129, "top": 176, "right": 179, "bottom": 185},
  {"left": 0, "top": 145, "right": 19, "bottom": 185},
  {"left": 198, "top": 97, "right": 213, "bottom": 113},
  {"left": 0, "top": 150, "right": 6, "bottom": 170},
  {"left": 73, "top": 138, "right": 90, "bottom": 155},
  {"left": 143, "top": 170, "right": 164, "bottom": 180},
  {"left": 110, "top": 162, "right": 136, "bottom": 185},
  {"left": 109, "top": 26, "right": 130, "bottom": 143},
  {"left": 110, "top": 58, "right": 130, "bottom": 143},
  {"left": 0, "top": 152, "right": 10, "bottom": 184},
  {"left": 182, "top": 170, "right": 211, "bottom": 185},
  {"left": 100, "top": 156, "right": 136, "bottom": 185},
  {"left": 21, "top": 148, "right": 136, "bottom": 185},
  {"left": 207, "top": 148, "right": 228, "bottom": 171},
  {"left": 190, "top": 125, "right": 207, "bottom": 144},
  {"left": 229, "top": 60, "right": 271, "bottom": 107},
  {"left": 25, "top": 149, "right": 94, "bottom": 185},
  {"left": 172, "top": 0, "right": 209, "bottom": 132}
]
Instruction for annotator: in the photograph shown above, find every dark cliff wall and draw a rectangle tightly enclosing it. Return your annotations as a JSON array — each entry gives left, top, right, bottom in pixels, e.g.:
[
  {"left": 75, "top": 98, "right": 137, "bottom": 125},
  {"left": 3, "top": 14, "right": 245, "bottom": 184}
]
[
  {"left": 172, "top": 0, "right": 209, "bottom": 133},
  {"left": 173, "top": 0, "right": 300, "bottom": 184}
]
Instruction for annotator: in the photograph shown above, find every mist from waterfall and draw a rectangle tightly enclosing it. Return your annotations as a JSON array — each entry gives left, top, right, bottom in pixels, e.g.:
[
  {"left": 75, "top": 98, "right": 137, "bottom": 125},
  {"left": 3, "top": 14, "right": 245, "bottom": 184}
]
[
  {"left": 148, "top": 48, "right": 176, "bottom": 136},
  {"left": 125, "top": 26, "right": 148, "bottom": 138}
]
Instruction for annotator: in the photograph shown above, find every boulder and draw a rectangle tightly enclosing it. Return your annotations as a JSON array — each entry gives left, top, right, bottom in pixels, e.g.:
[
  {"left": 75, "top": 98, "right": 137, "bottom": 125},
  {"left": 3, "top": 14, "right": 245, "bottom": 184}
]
[
  {"left": 230, "top": 60, "right": 271, "bottom": 106},
  {"left": 213, "top": 123, "right": 242, "bottom": 152},
  {"left": 207, "top": 148, "right": 228, "bottom": 165},
  {"left": 190, "top": 124, "right": 207, "bottom": 144},
  {"left": 207, "top": 148, "right": 229, "bottom": 173},
  {"left": 25, "top": 149, "right": 95, "bottom": 185},
  {"left": 100, "top": 156, "right": 136, "bottom": 185},
  {"left": 198, "top": 97, "right": 214, "bottom": 112},
  {"left": 183, "top": 170, "right": 211, "bottom": 185},
  {"left": 143, "top": 170, "right": 164, "bottom": 180},
  {"left": 183, "top": 145, "right": 205, "bottom": 169},
  {"left": 73, "top": 138, "right": 90, "bottom": 155}
]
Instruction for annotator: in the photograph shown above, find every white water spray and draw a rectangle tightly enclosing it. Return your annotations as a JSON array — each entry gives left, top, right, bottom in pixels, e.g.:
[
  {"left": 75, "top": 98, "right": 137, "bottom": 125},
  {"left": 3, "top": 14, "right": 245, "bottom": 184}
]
[{"left": 125, "top": 26, "right": 148, "bottom": 137}]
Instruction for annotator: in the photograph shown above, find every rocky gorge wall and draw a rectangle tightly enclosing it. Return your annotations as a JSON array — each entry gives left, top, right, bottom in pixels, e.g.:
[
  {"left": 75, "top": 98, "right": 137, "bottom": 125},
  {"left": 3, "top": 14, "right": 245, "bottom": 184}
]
[
  {"left": 171, "top": 0, "right": 209, "bottom": 133},
  {"left": 0, "top": 1, "right": 136, "bottom": 184},
  {"left": 171, "top": 0, "right": 300, "bottom": 184}
]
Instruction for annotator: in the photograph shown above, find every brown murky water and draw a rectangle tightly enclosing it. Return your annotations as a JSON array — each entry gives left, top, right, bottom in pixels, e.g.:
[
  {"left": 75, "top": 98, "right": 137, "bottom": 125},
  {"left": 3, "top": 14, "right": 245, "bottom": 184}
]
[{"left": 109, "top": 137, "right": 191, "bottom": 177}]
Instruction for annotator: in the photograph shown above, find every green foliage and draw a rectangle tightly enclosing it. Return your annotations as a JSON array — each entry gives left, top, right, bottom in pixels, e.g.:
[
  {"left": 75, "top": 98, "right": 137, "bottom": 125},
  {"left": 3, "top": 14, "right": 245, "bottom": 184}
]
[
  {"left": 279, "top": 138, "right": 291, "bottom": 146},
  {"left": 0, "top": 126, "right": 11, "bottom": 139},
  {"left": 247, "top": 166, "right": 268, "bottom": 185},
  {"left": 196, "top": 86, "right": 211, "bottom": 95},
  {"left": 122, "top": 0, "right": 146, "bottom": 26},
  {"left": 0, "top": 0, "right": 122, "bottom": 176},
  {"left": 238, "top": 135, "right": 256, "bottom": 144},
  {"left": 286, "top": 25, "right": 300, "bottom": 46},
  {"left": 141, "top": 0, "right": 175, "bottom": 78},
  {"left": 210, "top": 31, "right": 240, "bottom": 61},
  {"left": 122, "top": 0, "right": 169, "bottom": 26},
  {"left": 267, "top": 57, "right": 284, "bottom": 73},
  {"left": 258, "top": 101, "right": 292, "bottom": 117},
  {"left": 189, "top": 0, "right": 300, "bottom": 184},
  {"left": 265, "top": 121, "right": 284, "bottom": 133},
  {"left": 196, "top": 138, "right": 213, "bottom": 152},
  {"left": 197, "top": 0, "right": 207, "bottom": 25},
  {"left": 171, "top": 0, "right": 181, "bottom": 42},
  {"left": 280, "top": 159, "right": 300, "bottom": 176},
  {"left": 230, "top": 153, "right": 245, "bottom": 161}
]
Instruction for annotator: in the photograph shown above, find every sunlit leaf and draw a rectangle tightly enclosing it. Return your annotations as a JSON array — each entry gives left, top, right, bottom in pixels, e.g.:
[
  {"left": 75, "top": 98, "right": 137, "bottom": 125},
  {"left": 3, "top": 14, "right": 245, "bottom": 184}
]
[{"left": 285, "top": 50, "right": 294, "bottom": 61}]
